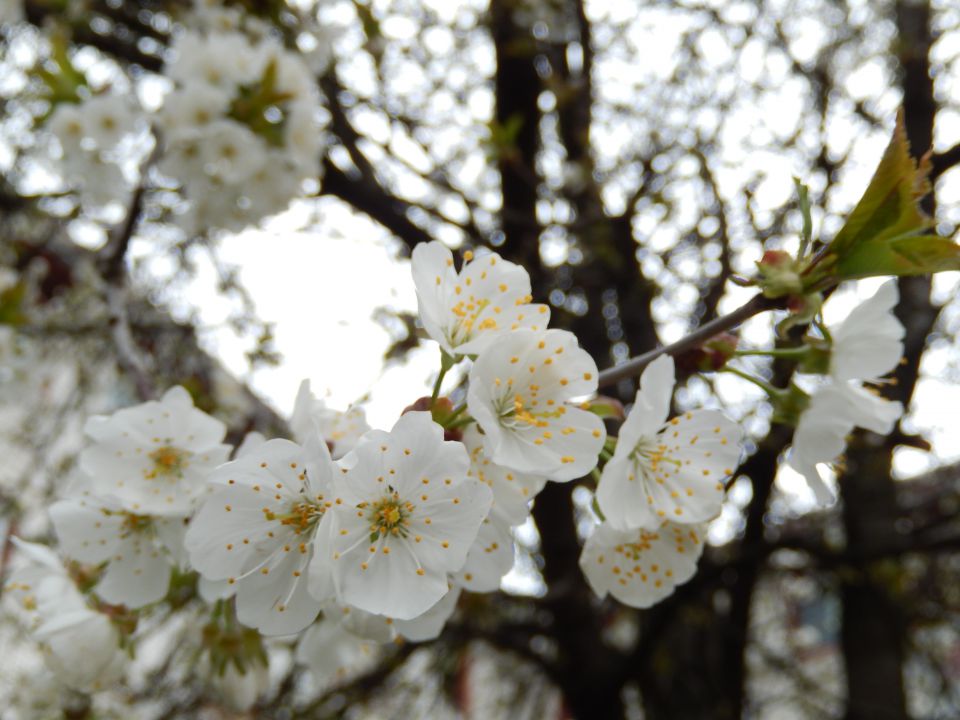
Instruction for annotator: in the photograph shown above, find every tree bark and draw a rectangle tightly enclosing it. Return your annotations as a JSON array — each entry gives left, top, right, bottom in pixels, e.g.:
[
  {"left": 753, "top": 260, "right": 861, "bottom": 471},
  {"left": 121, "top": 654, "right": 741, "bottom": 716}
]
[{"left": 839, "top": 4, "right": 938, "bottom": 718}]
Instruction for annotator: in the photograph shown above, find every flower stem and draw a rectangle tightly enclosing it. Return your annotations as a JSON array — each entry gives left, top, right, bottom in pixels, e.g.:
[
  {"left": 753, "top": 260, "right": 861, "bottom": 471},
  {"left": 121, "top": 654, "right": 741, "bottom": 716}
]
[
  {"left": 446, "top": 403, "right": 468, "bottom": 423},
  {"left": 735, "top": 347, "right": 809, "bottom": 360},
  {"left": 430, "top": 350, "right": 456, "bottom": 406},
  {"left": 722, "top": 366, "right": 781, "bottom": 397},
  {"left": 446, "top": 416, "right": 476, "bottom": 430}
]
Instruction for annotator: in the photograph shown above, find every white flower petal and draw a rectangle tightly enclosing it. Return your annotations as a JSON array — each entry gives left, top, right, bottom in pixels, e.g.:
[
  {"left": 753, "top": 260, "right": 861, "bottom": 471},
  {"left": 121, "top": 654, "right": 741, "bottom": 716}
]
[
  {"left": 468, "top": 329, "right": 604, "bottom": 481},
  {"left": 235, "top": 548, "right": 321, "bottom": 635},
  {"left": 395, "top": 585, "right": 461, "bottom": 641},
  {"left": 333, "top": 531, "right": 449, "bottom": 621},
  {"left": 600, "top": 406, "right": 741, "bottom": 530},
  {"left": 297, "top": 618, "right": 379, "bottom": 688},
  {"left": 49, "top": 498, "right": 123, "bottom": 564},
  {"left": 412, "top": 241, "right": 549, "bottom": 356},
  {"left": 579, "top": 521, "right": 705, "bottom": 608},
  {"left": 452, "top": 517, "right": 514, "bottom": 592},
  {"left": 830, "top": 280, "right": 904, "bottom": 382},
  {"left": 329, "top": 414, "right": 489, "bottom": 620},
  {"left": 94, "top": 534, "right": 171, "bottom": 608},
  {"left": 616, "top": 354, "right": 675, "bottom": 451},
  {"left": 463, "top": 424, "right": 545, "bottom": 526}
]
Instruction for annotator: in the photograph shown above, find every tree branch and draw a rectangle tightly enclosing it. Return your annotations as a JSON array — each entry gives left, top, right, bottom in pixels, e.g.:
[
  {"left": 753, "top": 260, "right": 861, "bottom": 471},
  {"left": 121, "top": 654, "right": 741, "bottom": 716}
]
[{"left": 597, "top": 293, "right": 781, "bottom": 388}]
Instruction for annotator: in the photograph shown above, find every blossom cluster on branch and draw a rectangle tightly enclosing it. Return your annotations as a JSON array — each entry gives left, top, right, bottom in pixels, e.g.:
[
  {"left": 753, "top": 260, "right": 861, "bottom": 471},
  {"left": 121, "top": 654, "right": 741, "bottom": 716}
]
[
  {"left": 37, "top": 4, "right": 328, "bottom": 231},
  {"left": 2, "top": 230, "right": 920, "bottom": 707}
]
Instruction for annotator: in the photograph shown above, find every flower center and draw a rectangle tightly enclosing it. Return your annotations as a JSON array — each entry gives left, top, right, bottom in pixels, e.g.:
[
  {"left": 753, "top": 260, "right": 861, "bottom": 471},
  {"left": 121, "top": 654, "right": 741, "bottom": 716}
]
[
  {"left": 616, "top": 532, "right": 658, "bottom": 559},
  {"left": 120, "top": 512, "right": 152, "bottom": 535},
  {"left": 629, "top": 440, "right": 681, "bottom": 483},
  {"left": 497, "top": 392, "right": 565, "bottom": 430},
  {"left": 447, "top": 296, "right": 495, "bottom": 344},
  {"left": 146, "top": 446, "right": 191, "bottom": 479},
  {"left": 263, "top": 501, "right": 323, "bottom": 534},
  {"left": 367, "top": 494, "right": 415, "bottom": 539}
]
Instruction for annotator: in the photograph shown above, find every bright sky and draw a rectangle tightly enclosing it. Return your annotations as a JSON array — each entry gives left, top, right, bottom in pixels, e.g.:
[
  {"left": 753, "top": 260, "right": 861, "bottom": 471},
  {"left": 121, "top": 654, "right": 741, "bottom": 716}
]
[{"left": 168, "top": 202, "right": 440, "bottom": 431}]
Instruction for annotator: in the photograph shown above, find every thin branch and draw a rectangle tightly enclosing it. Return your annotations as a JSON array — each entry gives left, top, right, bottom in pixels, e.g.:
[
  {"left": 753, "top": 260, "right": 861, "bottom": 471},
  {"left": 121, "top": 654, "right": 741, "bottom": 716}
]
[
  {"left": 597, "top": 292, "right": 782, "bottom": 388},
  {"left": 106, "top": 284, "right": 155, "bottom": 400},
  {"left": 99, "top": 143, "right": 160, "bottom": 399}
]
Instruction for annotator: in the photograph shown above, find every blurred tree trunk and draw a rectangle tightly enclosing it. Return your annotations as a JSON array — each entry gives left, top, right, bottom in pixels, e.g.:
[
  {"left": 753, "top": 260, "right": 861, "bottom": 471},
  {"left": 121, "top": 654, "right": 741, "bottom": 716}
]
[{"left": 839, "top": 3, "right": 937, "bottom": 719}]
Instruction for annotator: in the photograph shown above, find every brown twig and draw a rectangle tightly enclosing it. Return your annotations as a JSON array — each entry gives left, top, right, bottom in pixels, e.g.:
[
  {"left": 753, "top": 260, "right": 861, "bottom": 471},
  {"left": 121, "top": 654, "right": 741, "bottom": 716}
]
[{"left": 596, "top": 292, "right": 782, "bottom": 389}]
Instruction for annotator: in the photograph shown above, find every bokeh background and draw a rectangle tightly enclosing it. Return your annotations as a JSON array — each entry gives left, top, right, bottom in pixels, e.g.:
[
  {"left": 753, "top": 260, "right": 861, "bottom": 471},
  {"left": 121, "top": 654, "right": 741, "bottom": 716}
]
[{"left": 2, "top": 1, "right": 960, "bottom": 718}]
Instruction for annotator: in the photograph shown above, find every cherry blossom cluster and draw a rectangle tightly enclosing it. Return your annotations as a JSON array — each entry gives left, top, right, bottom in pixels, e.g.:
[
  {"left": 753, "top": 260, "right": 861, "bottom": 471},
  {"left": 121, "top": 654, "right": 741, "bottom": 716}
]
[
  {"left": 412, "top": 241, "right": 748, "bottom": 609},
  {"left": 36, "top": 4, "right": 326, "bottom": 231},
  {"left": 156, "top": 28, "right": 325, "bottom": 232},
  {"left": 6, "top": 238, "right": 915, "bottom": 705},
  {"left": 47, "top": 93, "right": 144, "bottom": 210}
]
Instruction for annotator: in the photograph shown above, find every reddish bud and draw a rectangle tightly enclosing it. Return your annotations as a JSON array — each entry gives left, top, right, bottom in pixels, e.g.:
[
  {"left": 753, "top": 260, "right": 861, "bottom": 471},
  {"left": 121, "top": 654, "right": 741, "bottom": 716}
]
[
  {"left": 759, "top": 249, "right": 793, "bottom": 268},
  {"left": 402, "top": 396, "right": 463, "bottom": 441}
]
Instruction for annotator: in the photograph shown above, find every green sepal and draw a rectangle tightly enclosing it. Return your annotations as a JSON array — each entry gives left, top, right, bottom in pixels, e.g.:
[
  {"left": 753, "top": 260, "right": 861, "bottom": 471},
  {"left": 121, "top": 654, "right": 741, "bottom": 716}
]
[
  {"left": 36, "top": 30, "right": 88, "bottom": 108},
  {"left": 770, "top": 382, "right": 811, "bottom": 427},
  {"left": 591, "top": 495, "right": 607, "bottom": 522},
  {"left": 229, "top": 58, "right": 294, "bottom": 147}
]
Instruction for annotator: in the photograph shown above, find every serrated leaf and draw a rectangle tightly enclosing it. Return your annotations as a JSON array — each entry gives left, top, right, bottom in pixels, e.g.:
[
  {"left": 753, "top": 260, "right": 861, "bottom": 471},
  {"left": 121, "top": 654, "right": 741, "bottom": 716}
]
[
  {"left": 828, "top": 110, "right": 932, "bottom": 258},
  {"left": 836, "top": 234, "right": 960, "bottom": 279}
]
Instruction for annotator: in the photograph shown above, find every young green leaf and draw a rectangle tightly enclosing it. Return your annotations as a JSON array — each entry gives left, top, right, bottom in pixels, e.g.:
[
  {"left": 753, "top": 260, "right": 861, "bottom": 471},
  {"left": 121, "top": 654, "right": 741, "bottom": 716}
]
[{"left": 827, "top": 110, "right": 932, "bottom": 258}]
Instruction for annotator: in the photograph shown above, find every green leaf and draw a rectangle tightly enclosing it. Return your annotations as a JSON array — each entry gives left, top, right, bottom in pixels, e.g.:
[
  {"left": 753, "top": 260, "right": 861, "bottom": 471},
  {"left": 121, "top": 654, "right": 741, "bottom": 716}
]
[
  {"left": 827, "top": 110, "right": 932, "bottom": 258},
  {"left": 836, "top": 234, "right": 960, "bottom": 279}
]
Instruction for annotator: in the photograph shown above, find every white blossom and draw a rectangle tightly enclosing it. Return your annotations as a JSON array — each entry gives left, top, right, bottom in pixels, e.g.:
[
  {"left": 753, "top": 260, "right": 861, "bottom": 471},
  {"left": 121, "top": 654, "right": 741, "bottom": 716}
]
[
  {"left": 291, "top": 379, "right": 370, "bottom": 459},
  {"left": 81, "top": 94, "right": 138, "bottom": 149},
  {"left": 789, "top": 383, "right": 903, "bottom": 504},
  {"left": 579, "top": 521, "right": 705, "bottom": 608},
  {"left": 3, "top": 539, "right": 125, "bottom": 692},
  {"left": 296, "top": 618, "right": 380, "bottom": 690},
  {"left": 49, "top": 478, "right": 186, "bottom": 609},
  {"left": 158, "top": 82, "right": 231, "bottom": 140},
  {"left": 411, "top": 241, "right": 550, "bottom": 357},
  {"left": 462, "top": 424, "right": 546, "bottom": 526},
  {"left": 208, "top": 656, "right": 272, "bottom": 711},
  {"left": 596, "top": 355, "right": 742, "bottom": 530},
  {"left": 452, "top": 516, "right": 514, "bottom": 592},
  {"left": 157, "top": 28, "right": 325, "bottom": 231},
  {"left": 467, "top": 328, "right": 606, "bottom": 481},
  {"left": 788, "top": 281, "right": 905, "bottom": 504},
  {"left": 323, "top": 412, "right": 491, "bottom": 620},
  {"left": 67, "top": 152, "right": 129, "bottom": 207},
  {"left": 80, "top": 386, "right": 231, "bottom": 516},
  {"left": 829, "top": 280, "right": 905, "bottom": 383},
  {"left": 185, "top": 434, "right": 338, "bottom": 635},
  {"left": 201, "top": 120, "right": 268, "bottom": 183},
  {"left": 47, "top": 103, "right": 86, "bottom": 153},
  {"left": 168, "top": 31, "right": 262, "bottom": 87}
]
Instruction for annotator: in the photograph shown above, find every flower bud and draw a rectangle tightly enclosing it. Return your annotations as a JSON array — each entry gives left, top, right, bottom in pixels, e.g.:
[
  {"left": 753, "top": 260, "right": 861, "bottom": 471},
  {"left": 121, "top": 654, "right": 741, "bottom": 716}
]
[{"left": 756, "top": 250, "right": 804, "bottom": 298}]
